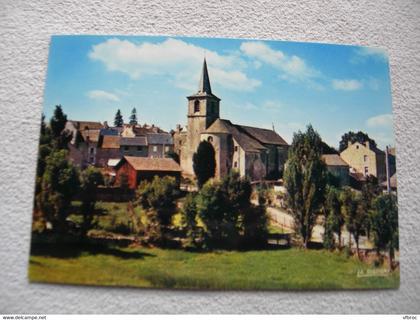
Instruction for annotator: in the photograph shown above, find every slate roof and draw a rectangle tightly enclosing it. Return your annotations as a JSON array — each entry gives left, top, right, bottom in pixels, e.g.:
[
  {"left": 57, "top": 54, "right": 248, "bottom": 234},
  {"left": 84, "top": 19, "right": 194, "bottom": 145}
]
[
  {"left": 101, "top": 136, "right": 120, "bottom": 149},
  {"left": 239, "top": 125, "right": 288, "bottom": 146},
  {"left": 120, "top": 137, "right": 147, "bottom": 146},
  {"left": 123, "top": 156, "right": 181, "bottom": 172},
  {"left": 204, "top": 119, "right": 289, "bottom": 152},
  {"left": 321, "top": 154, "right": 349, "bottom": 167},
  {"left": 147, "top": 133, "right": 173, "bottom": 145}
]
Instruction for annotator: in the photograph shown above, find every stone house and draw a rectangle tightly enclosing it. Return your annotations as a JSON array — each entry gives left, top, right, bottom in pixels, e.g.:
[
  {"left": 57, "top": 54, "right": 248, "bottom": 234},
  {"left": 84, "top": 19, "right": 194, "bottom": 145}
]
[
  {"left": 321, "top": 154, "right": 350, "bottom": 186},
  {"left": 340, "top": 141, "right": 386, "bottom": 182}
]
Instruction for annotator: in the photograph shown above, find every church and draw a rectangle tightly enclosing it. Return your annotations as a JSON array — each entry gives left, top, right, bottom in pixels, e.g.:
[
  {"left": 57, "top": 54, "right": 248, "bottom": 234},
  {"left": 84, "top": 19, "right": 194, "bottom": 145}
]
[{"left": 173, "top": 59, "right": 289, "bottom": 181}]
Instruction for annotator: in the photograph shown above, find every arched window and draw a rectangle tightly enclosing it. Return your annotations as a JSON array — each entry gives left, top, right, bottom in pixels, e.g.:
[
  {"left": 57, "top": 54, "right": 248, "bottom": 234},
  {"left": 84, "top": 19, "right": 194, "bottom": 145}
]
[
  {"left": 194, "top": 100, "right": 200, "bottom": 113},
  {"left": 207, "top": 136, "right": 213, "bottom": 143}
]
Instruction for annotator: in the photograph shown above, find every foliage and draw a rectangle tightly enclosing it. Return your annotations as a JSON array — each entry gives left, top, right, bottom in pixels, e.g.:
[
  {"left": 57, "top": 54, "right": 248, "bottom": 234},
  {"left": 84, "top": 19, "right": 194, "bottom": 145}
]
[
  {"left": 136, "top": 176, "right": 179, "bottom": 244},
  {"left": 192, "top": 140, "right": 216, "bottom": 188},
  {"left": 340, "top": 187, "right": 367, "bottom": 258},
  {"left": 37, "top": 150, "right": 80, "bottom": 232},
  {"left": 165, "top": 150, "right": 180, "bottom": 164},
  {"left": 323, "top": 187, "right": 345, "bottom": 249},
  {"left": 114, "top": 109, "right": 124, "bottom": 127},
  {"left": 321, "top": 141, "right": 339, "bottom": 155},
  {"left": 79, "top": 167, "right": 104, "bottom": 236},
  {"left": 284, "top": 125, "right": 327, "bottom": 248},
  {"left": 371, "top": 193, "right": 399, "bottom": 270},
  {"left": 339, "top": 131, "right": 377, "bottom": 152},
  {"left": 129, "top": 107, "right": 138, "bottom": 125},
  {"left": 185, "top": 172, "right": 267, "bottom": 250},
  {"left": 361, "top": 175, "right": 381, "bottom": 238},
  {"left": 50, "top": 105, "right": 67, "bottom": 139}
]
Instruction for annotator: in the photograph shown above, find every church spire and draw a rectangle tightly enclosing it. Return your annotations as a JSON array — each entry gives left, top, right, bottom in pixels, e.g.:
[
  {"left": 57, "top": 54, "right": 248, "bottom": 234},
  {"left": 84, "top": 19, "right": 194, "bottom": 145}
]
[{"left": 198, "top": 58, "right": 212, "bottom": 94}]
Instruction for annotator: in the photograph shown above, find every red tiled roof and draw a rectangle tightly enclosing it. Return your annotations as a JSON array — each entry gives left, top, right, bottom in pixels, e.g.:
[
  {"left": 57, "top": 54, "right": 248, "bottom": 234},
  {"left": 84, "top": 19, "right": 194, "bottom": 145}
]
[{"left": 124, "top": 156, "right": 181, "bottom": 172}]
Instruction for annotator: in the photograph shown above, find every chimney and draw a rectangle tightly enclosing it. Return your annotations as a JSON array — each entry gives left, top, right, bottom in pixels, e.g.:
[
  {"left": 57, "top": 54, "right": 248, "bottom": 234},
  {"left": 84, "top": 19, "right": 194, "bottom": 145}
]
[
  {"left": 365, "top": 140, "right": 370, "bottom": 149},
  {"left": 103, "top": 121, "right": 109, "bottom": 129},
  {"left": 176, "top": 124, "right": 181, "bottom": 132}
]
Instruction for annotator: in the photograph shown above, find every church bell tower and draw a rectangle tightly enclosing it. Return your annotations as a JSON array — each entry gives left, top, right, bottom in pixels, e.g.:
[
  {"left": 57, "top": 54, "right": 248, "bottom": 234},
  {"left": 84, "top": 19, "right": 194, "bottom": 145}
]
[{"left": 183, "top": 58, "right": 221, "bottom": 175}]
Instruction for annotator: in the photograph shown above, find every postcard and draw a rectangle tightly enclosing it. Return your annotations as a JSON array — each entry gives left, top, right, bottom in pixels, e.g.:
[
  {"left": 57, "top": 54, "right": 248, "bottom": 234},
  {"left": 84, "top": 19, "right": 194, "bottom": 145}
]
[{"left": 29, "top": 35, "right": 398, "bottom": 289}]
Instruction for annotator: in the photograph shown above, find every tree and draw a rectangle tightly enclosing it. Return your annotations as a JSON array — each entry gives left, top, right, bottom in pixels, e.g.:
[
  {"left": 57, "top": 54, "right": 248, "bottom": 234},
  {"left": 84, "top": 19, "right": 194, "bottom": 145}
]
[
  {"left": 193, "top": 140, "right": 216, "bottom": 188},
  {"left": 371, "top": 194, "right": 398, "bottom": 271},
  {"left": 166, "top": 150, "right": 180, "bottom": 164},
  {"left": 339, "top": 131, "right": 377, "bottom": 152},
  {"left": 323, "top": 186, "right": 344, "bottom": 249},
  {"left": 37, "top": 150, "right": 79, "bottom": 232},
  {"left": 114, "top": 109, "right": 124, "bottom": 127},
  {"left": 129, "top": 108, "right": 138, "bottom": 125},
  {"left": 49, "top": 105, "right": 72, "bottom": 149},
  {"left": 340, "top": 188, "right": 367, "bottom": 259},
  {"left": 284, "top": 125, "right": 327, "bottom": 248},
  {"left": 190, "top": 171, "right": 267, "bottom": 250},
  {"left": 79, "top": 166, "right": 104, "bottom": 237},
  {"left": 361, "top": 175, "right": 381, "bottom": 239},
  {"left": 136, "top": 176, "right": 178, "bottom": 244},
  {"left": 50, "top": 105, "right": 67, "bottom": 139}
]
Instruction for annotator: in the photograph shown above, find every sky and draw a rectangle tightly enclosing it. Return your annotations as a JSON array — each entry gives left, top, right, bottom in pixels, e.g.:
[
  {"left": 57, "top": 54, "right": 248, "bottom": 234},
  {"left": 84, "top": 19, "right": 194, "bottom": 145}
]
[{"left": 42, "top": 35, "right": 395, "bottom": 149}]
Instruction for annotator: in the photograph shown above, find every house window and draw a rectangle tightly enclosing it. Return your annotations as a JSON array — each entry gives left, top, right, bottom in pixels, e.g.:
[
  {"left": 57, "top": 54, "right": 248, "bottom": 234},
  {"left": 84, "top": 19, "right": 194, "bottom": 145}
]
[
  {"left": 356, "top": 145, "right": 359, "bottom": 149},
  {"left": 124, "top": 146, "right": 129, "bottom": 151},
  {"left": 234, "top": 161, "right": 238, "bottom": 168},
  {"left": 364, "top": 166, "right": 369, "bottom": 176},
  {"left": 364, "top": 155, "right": 368, "bottom": 162},
  {"left": 234, "top": 146, "right": 238, "bottom": 152},
  {"left": 153, "top": 146, "right": 157, "bottom": 152},
  {"left": 90, "top": 147, "right": 94, "bottom": 154},
  {"left": 137, "top": 146, "right": 142, "bottom": 151},
  {"left": 207, "top": 136, "right": 213, "bottom": 143},
  {"left": 165, "top": 146, "right": 170, "bottom": 152},
  {"left": 194, "top": 100, "right": 200, "bottom": 113},
  {"left": 89, "top": 156, "right": 94, "bottom": 163}
]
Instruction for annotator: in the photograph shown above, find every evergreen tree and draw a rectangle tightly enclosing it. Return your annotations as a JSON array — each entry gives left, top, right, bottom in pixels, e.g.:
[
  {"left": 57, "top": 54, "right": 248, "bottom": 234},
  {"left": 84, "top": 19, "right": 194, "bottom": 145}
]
[
  {"left": 371, "top": 194, "right": 398, "bottom": 271},
  {"left": 114, "top": 109, "right": 124, "bottom": 127},
  {"left": 50, "top": 105, "right": 67, "bottom": 138},
  {"left": 193, "top": 140, "right": 216, "bottom": 188},
  {"left": 129, "top": 108, "right": 138, "bottom": 125},
  {"left": 284, "top": 125, "right": 327, "bottom": 248}
]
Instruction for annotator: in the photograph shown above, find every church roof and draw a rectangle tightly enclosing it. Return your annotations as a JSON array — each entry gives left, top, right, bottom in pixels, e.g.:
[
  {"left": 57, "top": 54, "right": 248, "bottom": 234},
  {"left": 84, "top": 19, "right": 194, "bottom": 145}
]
[
  {"left": 198, "top": 58, "right": 212, "bottom": 94},
  {"left": 204, "top": 119, "right": 267, "bottom": 152},
  {"left": 239, "top": 125, "right": 288, "bottom": 146}
]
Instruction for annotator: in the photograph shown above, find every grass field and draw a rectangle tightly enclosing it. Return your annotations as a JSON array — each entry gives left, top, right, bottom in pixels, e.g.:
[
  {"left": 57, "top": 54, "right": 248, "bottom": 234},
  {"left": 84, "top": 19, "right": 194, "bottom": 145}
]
[{"left": 28, "top": 243, "right": 399, "bottom": 290}]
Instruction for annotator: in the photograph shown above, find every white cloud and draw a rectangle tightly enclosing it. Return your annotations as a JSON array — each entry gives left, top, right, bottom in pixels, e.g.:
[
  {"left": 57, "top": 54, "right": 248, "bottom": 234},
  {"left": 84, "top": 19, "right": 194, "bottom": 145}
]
[
  {"left": 352, "top": 47, "right": 388, "bottom": 63},
  {"left": 366, "top": 114, "right": 393, "bottom": 128},
  {"left": 240, "top": 41, "right": 319, "bottom": 81},
  {"left": 332, "top": 79, "right": 363, "bottom": 91},
  {"left": 87, "top": 90, "right": 120, "bottom": 101},
  {"left": 89, "top": 38, "right": 260, "bottom": 92}
]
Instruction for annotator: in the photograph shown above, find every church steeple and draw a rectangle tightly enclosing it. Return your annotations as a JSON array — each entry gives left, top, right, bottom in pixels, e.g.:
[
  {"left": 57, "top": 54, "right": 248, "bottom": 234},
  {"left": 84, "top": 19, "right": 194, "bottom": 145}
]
[{"left": 198, "top": 58, "right": 212, "bottom": 94}]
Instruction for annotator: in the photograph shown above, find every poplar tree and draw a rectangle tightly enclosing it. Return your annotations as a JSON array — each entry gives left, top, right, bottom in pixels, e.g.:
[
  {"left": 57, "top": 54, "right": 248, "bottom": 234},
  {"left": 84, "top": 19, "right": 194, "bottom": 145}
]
[
  {"left": 114, "top": 109, "right": 124, "bottom": 127},
  {"left": 284, "top": 125, "right": 327, "bottom": 248}
]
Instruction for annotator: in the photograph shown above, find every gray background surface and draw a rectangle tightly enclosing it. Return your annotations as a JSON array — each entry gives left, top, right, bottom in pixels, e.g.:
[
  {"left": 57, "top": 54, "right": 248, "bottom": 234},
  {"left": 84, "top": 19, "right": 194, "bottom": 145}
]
[{"left": 0, "top": 0, "right": 419, "bottom": 314}]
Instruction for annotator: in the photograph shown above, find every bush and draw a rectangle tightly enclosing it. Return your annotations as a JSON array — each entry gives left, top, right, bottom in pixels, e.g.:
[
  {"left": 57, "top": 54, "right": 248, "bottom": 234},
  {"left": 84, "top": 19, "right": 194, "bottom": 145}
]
[{"left": 136, "top": 176, "right": 178, "bottom": 245}]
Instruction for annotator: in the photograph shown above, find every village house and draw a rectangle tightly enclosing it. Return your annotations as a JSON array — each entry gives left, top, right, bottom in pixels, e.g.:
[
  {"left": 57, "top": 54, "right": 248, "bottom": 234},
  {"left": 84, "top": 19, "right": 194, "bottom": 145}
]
[
  {"left": 114, "top": 156, "right": 181, "bottom": 189},
  {"left": 173, "top": 59, "right": 289, "bottom": 181},
  {"left": 340, "top": 141, "right": 387, "bottom": 183},
  {"left": 66, "top": 121, "right": 174, "bottom": 168},
  {"left": 321, "top": 154, "right": 350, "bottom": 186}
]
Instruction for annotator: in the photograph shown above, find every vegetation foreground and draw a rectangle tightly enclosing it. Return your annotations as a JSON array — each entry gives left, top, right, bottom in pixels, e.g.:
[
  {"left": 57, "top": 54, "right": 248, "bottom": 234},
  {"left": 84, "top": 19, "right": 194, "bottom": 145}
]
[{"left": 29, "top": 243, "right": 399, "bottom": 290}]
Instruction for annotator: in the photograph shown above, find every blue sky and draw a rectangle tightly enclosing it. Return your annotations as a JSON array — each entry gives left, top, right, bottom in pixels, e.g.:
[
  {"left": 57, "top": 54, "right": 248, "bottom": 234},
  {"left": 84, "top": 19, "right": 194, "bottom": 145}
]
[{"left": 43, "top": 35, "right": 395, "bottom": 149}]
